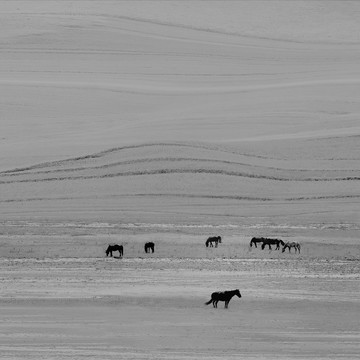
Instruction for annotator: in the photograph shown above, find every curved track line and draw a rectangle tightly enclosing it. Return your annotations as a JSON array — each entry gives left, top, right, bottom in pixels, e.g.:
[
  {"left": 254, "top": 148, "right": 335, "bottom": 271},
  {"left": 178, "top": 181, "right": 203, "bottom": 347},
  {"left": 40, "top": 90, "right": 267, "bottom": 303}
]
[
  {"left": 1, "top": 168, "right": 359, "bottom": 184},
  {"left": 1, "top": 193, "right": 359, "bottom": 204},
  {"left": 2, "top": 157, "right": 357, "bottom": 178},
  {"left": 0, "top": 142, "right": 280, "bottom": 175}
]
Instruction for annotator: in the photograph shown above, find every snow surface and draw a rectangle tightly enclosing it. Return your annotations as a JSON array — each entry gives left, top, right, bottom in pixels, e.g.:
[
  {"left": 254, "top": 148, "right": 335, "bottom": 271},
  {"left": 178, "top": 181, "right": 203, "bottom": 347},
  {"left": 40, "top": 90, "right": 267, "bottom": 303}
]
[{"left": 0, "top": 1, "right": 359, "bottom": 359}]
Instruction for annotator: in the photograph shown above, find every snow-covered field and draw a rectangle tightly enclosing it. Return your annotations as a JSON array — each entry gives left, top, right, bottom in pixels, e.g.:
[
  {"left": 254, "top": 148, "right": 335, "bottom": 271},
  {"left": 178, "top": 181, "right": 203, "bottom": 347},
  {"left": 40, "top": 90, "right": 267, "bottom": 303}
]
[
  {"left": 1, "top": 255, "right": 359, "bottom": 359},
  {"left": 0, "top": 1, "right": 359, "bottom": 359}
]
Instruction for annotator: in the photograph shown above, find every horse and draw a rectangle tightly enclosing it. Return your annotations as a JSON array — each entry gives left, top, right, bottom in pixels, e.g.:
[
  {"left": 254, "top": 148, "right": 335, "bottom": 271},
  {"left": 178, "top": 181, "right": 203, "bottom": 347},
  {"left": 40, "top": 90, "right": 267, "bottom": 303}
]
[
  {"left": 144, "top": 242, "right": 155, "bottom": 253},
  {"left": 105, "top": 244, "right": 123, "bottom": 257},
  {"left": 261, "top": 238, "right": 285, "bottom": 250},
  {"left": 249, "top": 237, "right": 264, "bottom": 248},
  {"left": 282, "top": 242, "right": 301, "bottom": 253},
  {"left": 205, "top": 236, "right": 222, "bottom": 248},
  {"left": 205, "top": 289, "right": 241, "bottom": 309}
]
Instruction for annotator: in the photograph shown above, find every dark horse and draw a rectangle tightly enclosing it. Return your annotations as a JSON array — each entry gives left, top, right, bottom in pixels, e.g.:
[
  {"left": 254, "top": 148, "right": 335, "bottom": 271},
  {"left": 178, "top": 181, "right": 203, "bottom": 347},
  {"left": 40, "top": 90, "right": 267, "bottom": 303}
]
[
  {"left": 250, "top": 237, "right": 284, "bottom": 250},
  {"left": 205, "top": 289, "right": 241, "bottom": 309},
  {"left": 205, "top": 236, "right": 222, "bottom": 248},
  {"left": 144, "top": 242, "right": 155, "bottom": 253},
  {"left": 282, "top": 241, "right": 301, "bottom": 253},
  {"left": 105, "top": 244, "right": 123, "bottom": 257},
  {"left": 249, "top": 237, "right": 264, "bottom": 248},
  {"left": 261, "top": 238, "right": 285, "bottom": 250}
]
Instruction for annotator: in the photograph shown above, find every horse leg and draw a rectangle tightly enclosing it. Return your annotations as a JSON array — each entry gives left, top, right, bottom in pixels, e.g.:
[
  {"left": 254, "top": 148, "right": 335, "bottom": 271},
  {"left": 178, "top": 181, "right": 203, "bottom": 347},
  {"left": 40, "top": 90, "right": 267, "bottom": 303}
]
[{"left": 225, "top": 301, "right": 228, "bottom": 309}]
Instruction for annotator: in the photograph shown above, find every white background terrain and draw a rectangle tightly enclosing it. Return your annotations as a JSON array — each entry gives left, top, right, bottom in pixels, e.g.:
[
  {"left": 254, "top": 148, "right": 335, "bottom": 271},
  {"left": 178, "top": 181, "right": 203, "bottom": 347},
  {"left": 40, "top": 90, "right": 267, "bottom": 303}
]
[{"left": 0, "top": 1, "right": 359, "bottom": 359}]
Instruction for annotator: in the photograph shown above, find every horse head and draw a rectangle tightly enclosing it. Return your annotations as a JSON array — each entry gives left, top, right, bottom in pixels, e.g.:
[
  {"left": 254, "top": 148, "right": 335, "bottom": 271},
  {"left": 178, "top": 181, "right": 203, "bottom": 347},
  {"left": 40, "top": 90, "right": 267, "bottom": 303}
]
[
  {"left": 235, "top": 289, "right": 242, "bottom": 298},
  {"left": 105, "top": 245, "right": 110, "bottom": 256},
  {"left": 218, "top": 236, "right": 222, "bottom": 243},
  {"left": 282, "top": 242, "right": 289, "bottom": 252}
]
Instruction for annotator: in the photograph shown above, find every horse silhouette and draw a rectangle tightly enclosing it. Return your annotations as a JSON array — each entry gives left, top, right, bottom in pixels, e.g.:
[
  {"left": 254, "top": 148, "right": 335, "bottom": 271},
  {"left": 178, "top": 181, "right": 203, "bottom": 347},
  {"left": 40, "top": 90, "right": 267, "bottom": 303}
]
[
  {"left": 250, "top": 237, "right": 284, "bottom": 250},
  {"left": 261, "top": 238, "right": 285, "bottom": 250},
  {"left": 282, "top": 242, "right": 301, "bottom": 253},
  {"left": 205, "top": 289, "right": 241, "bottom": 309},
  {"left": 249, "top": 237, "right": 264, "bottom": 248},
  {"left": 205, "top": 236, "right": 222, "bottom": 248},
  {"left": 144, "top": 242, "right": 155, "bottom": 253},
  {"left": 106, "top": 244, "right": 123, "bottom": 257}
]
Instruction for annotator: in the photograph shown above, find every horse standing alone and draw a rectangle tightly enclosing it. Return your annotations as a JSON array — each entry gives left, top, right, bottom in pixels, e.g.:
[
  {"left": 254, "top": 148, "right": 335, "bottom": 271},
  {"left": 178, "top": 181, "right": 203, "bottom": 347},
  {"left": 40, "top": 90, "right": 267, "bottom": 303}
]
[
  {"left": 144, "top": 242, "right": 155, "bottom": 253},
  {"left": 205, "top": 236, "right": 222, "bottom": 248},
  {"left": 205, "top": 289, "right": 241, "bottom": 309},
  {"left": 106, "top": 244, "right": 123, "bottom": 257}
]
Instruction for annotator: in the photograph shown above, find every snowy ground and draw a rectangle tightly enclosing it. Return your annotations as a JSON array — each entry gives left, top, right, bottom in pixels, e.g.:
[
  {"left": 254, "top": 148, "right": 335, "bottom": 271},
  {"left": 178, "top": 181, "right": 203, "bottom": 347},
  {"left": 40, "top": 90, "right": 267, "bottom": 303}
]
[
  {"left": 1, "top": 1, "right": 360, "bottom": 168},
  {"left": 0, "top": 1, "right": 359, "bottom": 359},
  {"left": 1, "top": 231, "right": 359, "bottom": 359},
  {"left": 1, "top": 255, "right": 359, "bottom": 359}
]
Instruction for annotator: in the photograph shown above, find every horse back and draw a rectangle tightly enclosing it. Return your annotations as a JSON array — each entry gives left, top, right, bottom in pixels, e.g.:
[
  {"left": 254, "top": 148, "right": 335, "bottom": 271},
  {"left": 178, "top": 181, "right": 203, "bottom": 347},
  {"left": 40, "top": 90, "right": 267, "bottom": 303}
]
[{"left": 211, "top": 291, "right": 228, "bottom": 301}]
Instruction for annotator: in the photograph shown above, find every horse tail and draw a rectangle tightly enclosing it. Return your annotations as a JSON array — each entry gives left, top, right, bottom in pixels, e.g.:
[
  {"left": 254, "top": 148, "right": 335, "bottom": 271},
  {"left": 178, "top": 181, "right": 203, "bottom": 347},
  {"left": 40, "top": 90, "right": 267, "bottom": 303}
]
[
  {"left": 205, "top": 241, "right": 209, "bottom": 247},
  {"left": 205, "top": 299, "right": 212, "bottom": 305}
]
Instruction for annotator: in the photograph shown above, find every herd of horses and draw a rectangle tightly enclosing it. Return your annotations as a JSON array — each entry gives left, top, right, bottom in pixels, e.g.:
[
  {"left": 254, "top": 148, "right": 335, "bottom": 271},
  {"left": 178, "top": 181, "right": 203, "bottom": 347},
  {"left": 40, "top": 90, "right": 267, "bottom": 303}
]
[
  {"left": 205, "top": 235, "right": 301, "bottom": 253},
  {"left": 250, "top": 237, "right": 301, "bottom": 253},
  {"left": 106, "top": 235, "right": 300, "bottom": 258},
  {"left": 106, "top": 235, "right": 300, "bottom": 310}
]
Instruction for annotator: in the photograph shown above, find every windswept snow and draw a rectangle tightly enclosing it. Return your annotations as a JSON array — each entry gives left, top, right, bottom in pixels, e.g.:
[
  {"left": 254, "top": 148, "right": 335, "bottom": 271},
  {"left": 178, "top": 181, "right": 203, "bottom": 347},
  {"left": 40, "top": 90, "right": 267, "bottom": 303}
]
[{"left": 0, "top": 2, "right": 359, "bottom": 359}]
